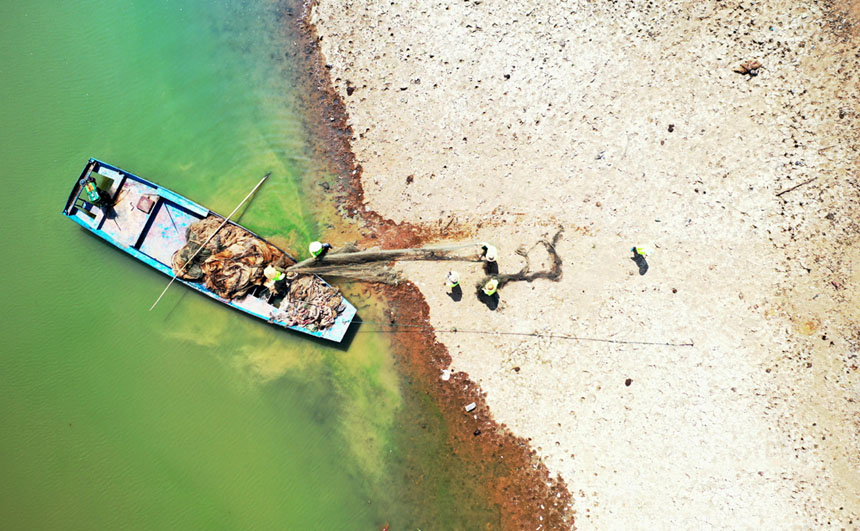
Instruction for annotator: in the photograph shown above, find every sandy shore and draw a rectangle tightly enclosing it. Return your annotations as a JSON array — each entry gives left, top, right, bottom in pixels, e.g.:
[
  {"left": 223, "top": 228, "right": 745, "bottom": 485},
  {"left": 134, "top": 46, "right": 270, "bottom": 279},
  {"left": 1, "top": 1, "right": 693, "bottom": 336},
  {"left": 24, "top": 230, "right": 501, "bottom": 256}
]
[{"left": 311, "top": 0, "right": 860, "bottom": 527}]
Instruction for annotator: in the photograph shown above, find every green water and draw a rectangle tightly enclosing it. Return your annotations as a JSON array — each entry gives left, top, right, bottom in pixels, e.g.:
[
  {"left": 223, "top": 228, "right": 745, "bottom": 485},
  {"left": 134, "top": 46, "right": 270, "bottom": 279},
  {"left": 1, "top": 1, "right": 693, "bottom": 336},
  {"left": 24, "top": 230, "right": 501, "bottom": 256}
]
[{"left": 0, "top": 1, "right": 421, "bottom": 528}]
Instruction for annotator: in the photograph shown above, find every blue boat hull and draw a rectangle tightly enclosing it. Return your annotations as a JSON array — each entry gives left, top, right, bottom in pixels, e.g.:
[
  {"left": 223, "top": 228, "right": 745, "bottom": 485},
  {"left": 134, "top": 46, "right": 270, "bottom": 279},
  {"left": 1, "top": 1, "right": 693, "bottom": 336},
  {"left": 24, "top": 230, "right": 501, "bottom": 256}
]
[{"left": 62, "top": 159, "right": 356, "bottom": 343}]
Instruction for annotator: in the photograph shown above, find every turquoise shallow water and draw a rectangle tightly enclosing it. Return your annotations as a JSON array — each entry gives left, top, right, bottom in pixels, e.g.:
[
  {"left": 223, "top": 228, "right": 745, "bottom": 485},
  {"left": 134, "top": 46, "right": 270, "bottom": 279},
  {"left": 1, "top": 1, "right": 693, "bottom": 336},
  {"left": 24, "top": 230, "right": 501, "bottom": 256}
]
[{"left": 0, "top": 1, "right": 407, "bottom": 528}]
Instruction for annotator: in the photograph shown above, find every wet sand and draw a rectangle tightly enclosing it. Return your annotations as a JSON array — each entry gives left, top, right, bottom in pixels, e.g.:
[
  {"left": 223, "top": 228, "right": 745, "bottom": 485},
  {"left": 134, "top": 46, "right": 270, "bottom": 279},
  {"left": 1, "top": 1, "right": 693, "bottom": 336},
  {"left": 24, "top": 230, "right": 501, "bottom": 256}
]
[{"left": 308, "top": 0, "right": 860, "bottom": 528}]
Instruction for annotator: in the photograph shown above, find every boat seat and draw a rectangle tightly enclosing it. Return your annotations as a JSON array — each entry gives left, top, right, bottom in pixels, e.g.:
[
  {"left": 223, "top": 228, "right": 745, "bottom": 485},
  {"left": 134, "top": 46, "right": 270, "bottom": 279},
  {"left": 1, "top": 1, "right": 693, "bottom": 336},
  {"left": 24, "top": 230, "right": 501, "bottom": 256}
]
[
  {"left": 74, "top": 198, "right": 97, "bottom": 219},
  {"left": 77, "top": 172, "right": 116, "bottom": 204}
]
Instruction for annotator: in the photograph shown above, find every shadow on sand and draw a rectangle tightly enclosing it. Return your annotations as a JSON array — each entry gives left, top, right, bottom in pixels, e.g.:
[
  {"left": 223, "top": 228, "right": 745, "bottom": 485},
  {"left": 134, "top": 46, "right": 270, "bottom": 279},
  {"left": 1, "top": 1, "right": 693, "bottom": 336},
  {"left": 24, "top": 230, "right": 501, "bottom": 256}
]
[
  {"left": 631, "top": 253, "right": 649, "bottom": 275},
  {"left": 477, "top": 291, "right": 499, "bottom": 311},
  {"left": 447, "top": 284, "right": 463, "bottom": 301}
]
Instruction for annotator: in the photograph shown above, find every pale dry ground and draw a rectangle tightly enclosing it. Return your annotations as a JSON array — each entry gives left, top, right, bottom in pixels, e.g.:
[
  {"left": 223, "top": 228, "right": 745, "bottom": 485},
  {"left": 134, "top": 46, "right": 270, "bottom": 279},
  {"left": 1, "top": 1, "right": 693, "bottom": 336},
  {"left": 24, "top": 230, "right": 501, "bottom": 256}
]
[{"left": 311, "top": 0, "right": 860, "bottom": 528}]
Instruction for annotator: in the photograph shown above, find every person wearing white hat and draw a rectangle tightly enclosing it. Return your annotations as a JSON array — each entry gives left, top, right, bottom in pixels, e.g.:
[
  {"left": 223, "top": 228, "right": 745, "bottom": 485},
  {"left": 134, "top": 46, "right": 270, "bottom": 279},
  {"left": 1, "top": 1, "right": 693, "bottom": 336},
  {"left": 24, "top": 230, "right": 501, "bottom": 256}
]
[
  {"left": 482, "top": 278, "right": 499, "bottom": 296},
  {"left": 263, "top": 265, "right": 285, "bottom": 290},
  {"left": 445, "top": 270, "right": 460, "bottom": 291},
  {"left": 481, "top": 243, "right": 498, "bottom": 262},
  {"left": 309, "top": 240, "right": 332, "bottom": 259}
]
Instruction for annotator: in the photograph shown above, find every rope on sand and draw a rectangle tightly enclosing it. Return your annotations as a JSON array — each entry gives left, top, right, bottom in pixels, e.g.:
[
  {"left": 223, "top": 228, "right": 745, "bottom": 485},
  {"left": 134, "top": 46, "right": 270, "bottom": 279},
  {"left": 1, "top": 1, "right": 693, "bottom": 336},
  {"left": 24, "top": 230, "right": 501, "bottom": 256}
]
[{"left": 351, "top": 320, "right": 694, "bottom": 347}]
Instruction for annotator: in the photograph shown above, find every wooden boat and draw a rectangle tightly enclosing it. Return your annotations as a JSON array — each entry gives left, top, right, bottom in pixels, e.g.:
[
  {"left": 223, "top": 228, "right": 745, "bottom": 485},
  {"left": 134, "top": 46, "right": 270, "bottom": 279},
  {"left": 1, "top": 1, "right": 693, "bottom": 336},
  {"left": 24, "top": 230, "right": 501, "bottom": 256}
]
[{"left": 62, "top": 159, "right": 356, "bottom": 342}]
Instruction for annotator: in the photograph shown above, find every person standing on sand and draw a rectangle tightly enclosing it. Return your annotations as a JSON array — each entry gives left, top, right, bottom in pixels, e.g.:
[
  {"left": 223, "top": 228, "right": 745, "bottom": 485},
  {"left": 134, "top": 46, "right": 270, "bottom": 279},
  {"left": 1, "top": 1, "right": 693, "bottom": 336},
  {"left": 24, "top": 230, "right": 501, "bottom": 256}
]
[
  {"left": 445, "top": 270, "right": 460, "bottom": 291},
  {"left": 481, "top": 243, "right": 498, "bottom": 262},
  {"left": 481, "top": 243, "right": 499, "bottom": 274},
  {"left": 631, "top": 245, "right": 652, "bottom": 258},
  {"left": 446, "top": 270, "right": 463, "bottom": 301},
  {"left": 631, "top": 245, "right": 652, "bottom": 275},
  {"left": 482, "top": 278, "right": 499, "bottom": 296}
]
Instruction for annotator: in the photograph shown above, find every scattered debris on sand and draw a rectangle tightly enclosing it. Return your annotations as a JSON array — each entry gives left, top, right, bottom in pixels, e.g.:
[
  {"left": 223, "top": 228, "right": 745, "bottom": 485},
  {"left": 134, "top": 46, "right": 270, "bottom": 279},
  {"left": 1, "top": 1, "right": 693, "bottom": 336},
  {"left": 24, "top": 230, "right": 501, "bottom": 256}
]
[{"left": 733, "top": 59, "right": 762, "bottom": 76}]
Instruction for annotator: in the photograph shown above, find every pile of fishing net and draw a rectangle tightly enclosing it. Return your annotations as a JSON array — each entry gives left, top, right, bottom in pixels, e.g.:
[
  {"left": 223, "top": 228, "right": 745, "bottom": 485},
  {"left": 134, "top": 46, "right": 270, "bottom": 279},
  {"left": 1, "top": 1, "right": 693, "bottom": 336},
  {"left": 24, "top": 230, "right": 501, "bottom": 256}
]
[
  {"left": 172, "top": 216, "right": 288, "bottom": 299},
  {"left": 171, "top": 216, "right": 344, "bottom": 331},
  {"left": 274, "top": 274, "right": 345, "bottom": 330}
]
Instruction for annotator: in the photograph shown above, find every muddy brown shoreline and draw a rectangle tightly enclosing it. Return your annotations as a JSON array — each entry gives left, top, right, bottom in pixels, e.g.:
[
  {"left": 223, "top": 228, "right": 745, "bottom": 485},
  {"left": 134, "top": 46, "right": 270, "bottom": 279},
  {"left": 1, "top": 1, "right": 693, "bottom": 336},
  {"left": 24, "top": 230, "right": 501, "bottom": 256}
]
[{"left": 280, "top": 1, "right": 575, "bottom": 528}]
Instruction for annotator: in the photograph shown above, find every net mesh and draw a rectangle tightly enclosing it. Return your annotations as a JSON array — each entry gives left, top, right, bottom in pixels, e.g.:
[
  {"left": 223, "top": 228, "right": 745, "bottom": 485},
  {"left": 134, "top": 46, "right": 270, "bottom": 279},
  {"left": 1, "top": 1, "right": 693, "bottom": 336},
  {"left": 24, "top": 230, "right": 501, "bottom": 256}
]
[{"left": 172, "top": 216, "right": 288, "bottom": 299}]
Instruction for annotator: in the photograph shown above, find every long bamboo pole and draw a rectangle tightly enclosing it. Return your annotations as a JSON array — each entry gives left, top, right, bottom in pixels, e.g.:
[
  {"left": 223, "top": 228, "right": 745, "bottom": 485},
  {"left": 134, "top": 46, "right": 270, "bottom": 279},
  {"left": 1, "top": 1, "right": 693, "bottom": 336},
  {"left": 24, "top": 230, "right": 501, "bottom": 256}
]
[{"left": 148, "top": 172, "right": 270, "bottom": 311}]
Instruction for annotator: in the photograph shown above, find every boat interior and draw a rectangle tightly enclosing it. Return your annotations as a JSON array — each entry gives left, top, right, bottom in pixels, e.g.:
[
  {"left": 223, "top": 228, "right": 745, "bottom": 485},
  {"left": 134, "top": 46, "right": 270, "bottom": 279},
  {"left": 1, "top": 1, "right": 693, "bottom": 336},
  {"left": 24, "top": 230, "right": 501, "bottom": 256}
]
[{"left": 66, "top": 162, "right": 203, "bottom": 267}]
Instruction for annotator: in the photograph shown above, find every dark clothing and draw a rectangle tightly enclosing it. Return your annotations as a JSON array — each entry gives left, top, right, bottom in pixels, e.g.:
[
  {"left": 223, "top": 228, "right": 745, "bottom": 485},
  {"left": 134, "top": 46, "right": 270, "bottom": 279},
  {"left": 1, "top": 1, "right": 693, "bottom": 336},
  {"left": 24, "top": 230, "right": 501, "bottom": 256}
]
[{"left": 315, "top": 243, "right": 333, "bottom": 260}]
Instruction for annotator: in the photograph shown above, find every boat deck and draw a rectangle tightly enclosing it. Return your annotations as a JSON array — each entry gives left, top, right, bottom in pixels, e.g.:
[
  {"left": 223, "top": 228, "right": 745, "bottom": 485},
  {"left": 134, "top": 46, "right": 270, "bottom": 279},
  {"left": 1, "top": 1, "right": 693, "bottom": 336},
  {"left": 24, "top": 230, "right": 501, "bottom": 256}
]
[
  {"left": 101, "top": 178, "right": 160, "bottom": 247},
  {"left": 138, "top": 199, "right": 199, "bottom": 265}
]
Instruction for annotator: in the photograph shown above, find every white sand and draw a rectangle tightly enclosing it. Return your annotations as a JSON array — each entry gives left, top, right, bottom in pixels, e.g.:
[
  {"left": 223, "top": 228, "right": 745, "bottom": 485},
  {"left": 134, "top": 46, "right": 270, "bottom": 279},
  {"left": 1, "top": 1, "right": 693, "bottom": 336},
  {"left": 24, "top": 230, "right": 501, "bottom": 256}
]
[{"left": 311, "top": 0, "right": 860, "bottom": 527}]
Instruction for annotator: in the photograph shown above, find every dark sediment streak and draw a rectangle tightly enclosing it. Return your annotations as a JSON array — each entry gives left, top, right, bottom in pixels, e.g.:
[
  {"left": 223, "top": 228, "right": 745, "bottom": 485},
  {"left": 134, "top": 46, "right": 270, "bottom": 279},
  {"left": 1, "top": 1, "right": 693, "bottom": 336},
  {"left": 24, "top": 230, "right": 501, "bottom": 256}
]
[
  {"left": 372, "top": 282, "right": 574, "bottom": 529},
  {"left": 280, "top": 1, "right": 575, "bottom": 528}
]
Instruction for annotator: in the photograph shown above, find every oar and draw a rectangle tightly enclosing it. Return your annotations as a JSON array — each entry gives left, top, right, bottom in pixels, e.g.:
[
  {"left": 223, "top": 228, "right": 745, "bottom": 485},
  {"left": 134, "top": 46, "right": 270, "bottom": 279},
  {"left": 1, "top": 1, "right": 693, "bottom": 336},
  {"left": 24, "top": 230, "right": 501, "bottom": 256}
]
[{"left": 148, "top": 172, "right": 270, "bottom": 311}]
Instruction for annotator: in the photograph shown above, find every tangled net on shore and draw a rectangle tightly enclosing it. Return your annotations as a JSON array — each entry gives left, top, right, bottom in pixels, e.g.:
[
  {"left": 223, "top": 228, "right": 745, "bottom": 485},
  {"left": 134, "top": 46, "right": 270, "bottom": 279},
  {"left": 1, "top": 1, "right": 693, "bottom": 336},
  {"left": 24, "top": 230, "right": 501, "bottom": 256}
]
[{"left": 475, "top": 227, "right": 564, "bottom": 291}]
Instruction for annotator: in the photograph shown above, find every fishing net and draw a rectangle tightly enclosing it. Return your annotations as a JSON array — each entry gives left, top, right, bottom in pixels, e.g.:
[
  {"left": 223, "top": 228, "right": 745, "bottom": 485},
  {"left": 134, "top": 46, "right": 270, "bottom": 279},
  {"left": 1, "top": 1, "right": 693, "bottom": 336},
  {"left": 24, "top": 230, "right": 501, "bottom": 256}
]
[
  {"left": 282, "top": 235, "right": 562, "bottom": 290},
  {"left": 171, "top": 216, "right": 347, "bottom": 330},
  {"left": 172, "top": 216, "right": 288, "bottom": 299},
  {"left": 475, "top": 228, "right": 564, "bottom": 291},
  {"left": 272, "top": 274, "right": 345, "bottom": 330},
  {"left": 283, "top": 242, "right": 486, "bottom": 283},
  {"left": 170, "top": 218, "right": 561, "bottom": 329}
]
